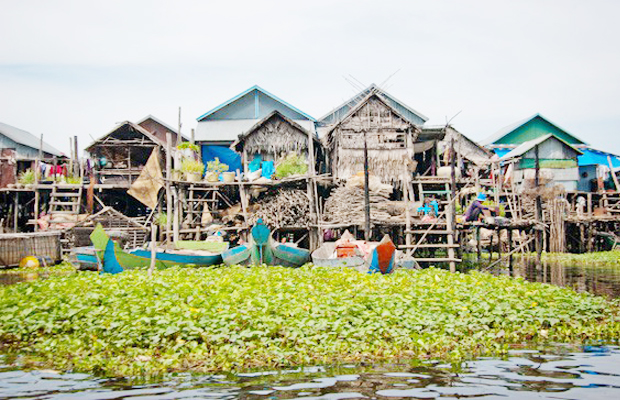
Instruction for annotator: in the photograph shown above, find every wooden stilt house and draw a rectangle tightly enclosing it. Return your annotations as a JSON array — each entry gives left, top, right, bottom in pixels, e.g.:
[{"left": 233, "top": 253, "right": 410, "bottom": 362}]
[{"left": 231, "top": 110, "right": 322, "bottom": 176}]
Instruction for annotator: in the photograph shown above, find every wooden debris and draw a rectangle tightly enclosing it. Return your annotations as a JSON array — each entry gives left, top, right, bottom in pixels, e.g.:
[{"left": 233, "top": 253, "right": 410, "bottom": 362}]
[{"left": 248, "top": 189, "right": 310, "bottom": 228}]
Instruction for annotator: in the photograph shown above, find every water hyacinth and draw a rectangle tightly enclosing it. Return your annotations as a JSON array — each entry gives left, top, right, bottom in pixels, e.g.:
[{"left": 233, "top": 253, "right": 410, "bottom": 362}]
[{"left": 0, "top": 266, "right": 619, "bottom": 377}]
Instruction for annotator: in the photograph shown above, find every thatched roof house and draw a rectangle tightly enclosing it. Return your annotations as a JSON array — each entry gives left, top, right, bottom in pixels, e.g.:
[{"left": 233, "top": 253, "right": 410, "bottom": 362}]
[
  {"left": 85, "top": 121, "right": 171, "bottom": 186},
  {"left": 323, "top": 89, "right": 422, "bottom": 185},
  {"left": 232, "top": 111, "right": 322, "bottom": 173}
]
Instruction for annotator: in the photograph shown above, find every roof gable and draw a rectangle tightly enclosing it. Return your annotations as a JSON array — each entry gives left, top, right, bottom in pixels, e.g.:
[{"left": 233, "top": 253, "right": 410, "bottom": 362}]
[
  {"left": 500, "top": 134, "right": 583, "bottom": 161},
  {"left": 484, "top": 114, "right": 587, "bottom": 147},
  {"left": 85, "top": 121, "right": 165, "bottom": 152},
  {"left": 232, "top": 110, "right": 319, "bottom": 153},
  {"left": 0, "top": 121, "right": 64, "bottom": 157},
  {"left": 319, "top": 84, "right": 428, "bottom": 127},
  {"left": 197, "top": 85, "right": 315, "bottom": 122}
]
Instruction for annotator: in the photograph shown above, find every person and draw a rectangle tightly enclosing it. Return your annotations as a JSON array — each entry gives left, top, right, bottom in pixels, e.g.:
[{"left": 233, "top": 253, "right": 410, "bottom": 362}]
[{"left": 464, "top": 193, "right": 489, "bottom": 222}]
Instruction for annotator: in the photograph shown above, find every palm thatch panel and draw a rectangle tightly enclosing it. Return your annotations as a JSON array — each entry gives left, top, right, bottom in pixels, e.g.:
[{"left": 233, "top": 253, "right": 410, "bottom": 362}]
[{"left": 326, "top": 92, "right": 420, "bottom": 184}]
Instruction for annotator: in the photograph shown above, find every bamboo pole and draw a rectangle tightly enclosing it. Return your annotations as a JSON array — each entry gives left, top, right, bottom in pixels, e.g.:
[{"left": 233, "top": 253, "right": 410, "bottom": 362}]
[
  {"left": 148, "top": 223, "right": 157, "bottom": 277},
  {"left": 363, "top": 128, "right": 371, "bottom": 241},
  {"left": 535, "top": 145, "right": 543, "bottom": 265},
  {"left": 165, "top": 132, "right": 172, "bottom": 242}
]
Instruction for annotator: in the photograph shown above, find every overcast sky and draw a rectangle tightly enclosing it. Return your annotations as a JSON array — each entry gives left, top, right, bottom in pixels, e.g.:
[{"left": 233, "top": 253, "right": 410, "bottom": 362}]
[{"left": 1, "top": 0, "right": 619, "bottom": 155}]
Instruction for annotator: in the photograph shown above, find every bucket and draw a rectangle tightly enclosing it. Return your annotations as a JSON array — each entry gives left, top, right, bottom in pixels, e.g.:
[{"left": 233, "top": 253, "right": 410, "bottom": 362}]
[{"left": 222, "top": 172, "right": 236, "bottom": 183}]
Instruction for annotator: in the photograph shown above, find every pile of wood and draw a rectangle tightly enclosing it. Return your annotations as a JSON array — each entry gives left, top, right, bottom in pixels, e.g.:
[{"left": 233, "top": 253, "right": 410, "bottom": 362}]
[
  {"left": 322, "top": 185, "right": 407, "bottom": 225},
  {"left": 248, "top": 189, "right": 310, "bottom": 228}
]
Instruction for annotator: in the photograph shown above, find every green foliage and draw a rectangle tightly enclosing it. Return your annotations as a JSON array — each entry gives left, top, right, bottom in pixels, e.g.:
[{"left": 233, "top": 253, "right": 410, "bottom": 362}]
[
  {"left": 541, "top": 251, "right": 620, "bottom": 265},
  {"left": 177, "top": 142, "right": 200, "bottom": 153},
  {"left": 18, "top": 169, "right": 35, "bottom": 185},
  {"left": 1, "top": 266, "right": 619, "bottom": 377},
  {"left": 154, "top": 212, "right": 167, "bottom": 227},
  {"left": 65, "top": 176, "right": 82, "bottom": 184},
  {"left": 275, "top": 153, "right": 308, "bottom": 179},
  {"left": 181, "top": 159, "right": 204, "bottom": 174},
  {"left": 206, "top": 158, "right": 229, "bottom": 173}
]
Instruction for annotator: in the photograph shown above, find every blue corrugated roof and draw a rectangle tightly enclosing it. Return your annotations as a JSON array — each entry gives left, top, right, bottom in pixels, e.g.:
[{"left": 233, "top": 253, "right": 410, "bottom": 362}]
[
  {"left": 197, "top": 85, "right": 316, "bottom": 122},
  {"left": 578, "top": 148, "right": 620, "bottom": 168}
]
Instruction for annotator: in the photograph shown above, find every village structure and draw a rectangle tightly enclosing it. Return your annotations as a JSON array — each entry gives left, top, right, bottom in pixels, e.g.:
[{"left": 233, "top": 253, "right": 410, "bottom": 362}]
[{"left": 2, "top": 84, "right": 620, "bottom": 270}]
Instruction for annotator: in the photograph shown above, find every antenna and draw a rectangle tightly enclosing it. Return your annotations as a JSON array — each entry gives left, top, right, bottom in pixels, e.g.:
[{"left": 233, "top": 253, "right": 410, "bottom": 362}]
[{"left": 377, "top": 68, "right": 401, "bottom": 91}]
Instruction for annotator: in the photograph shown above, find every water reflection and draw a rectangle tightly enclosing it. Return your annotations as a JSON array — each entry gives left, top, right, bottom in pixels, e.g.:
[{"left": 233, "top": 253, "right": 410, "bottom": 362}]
[
  {"left": 486, "top": 260, "right": 620, "bottom": 298},
  {"left": 2, "top": 346, "right": 620, "bottom": 399}
]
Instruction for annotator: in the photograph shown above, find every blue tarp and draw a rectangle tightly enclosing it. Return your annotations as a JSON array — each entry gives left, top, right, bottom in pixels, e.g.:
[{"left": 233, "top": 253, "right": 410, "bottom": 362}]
[
  {"left": 200, "top": 145, "right": 242, "bottom": 174},
  {"left": 493, "top": 148, "right": 511, "bottom": 158},
  {"left": 578, "top": 148, "right": 620, "bottom": 168}
]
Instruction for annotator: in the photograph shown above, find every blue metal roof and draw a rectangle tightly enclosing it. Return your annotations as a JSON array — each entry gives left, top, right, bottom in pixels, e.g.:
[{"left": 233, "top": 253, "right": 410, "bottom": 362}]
[
  {"left": 197, "top": 85, "right": 316, "bottom": 122},
  {"left": 578, "top": 148, "right": 620, "bottom": 168}
]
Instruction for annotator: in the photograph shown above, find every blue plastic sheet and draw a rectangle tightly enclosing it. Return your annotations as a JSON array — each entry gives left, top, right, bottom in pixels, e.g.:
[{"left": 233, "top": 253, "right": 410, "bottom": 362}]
[
  {"left": 262, "top": 160, "right": 275, "bottom": 179},
  {"left": 578, "top": 148, "right": 620, "bottom": 168},
  {"left": 200, "top": 145, "right": 242, "bottom": 174}
]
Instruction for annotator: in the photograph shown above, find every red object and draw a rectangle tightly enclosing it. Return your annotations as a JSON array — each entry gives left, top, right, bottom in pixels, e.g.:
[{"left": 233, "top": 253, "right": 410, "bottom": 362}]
[{"left": 336, "top": 242, "right": 357, "bottom": 258}]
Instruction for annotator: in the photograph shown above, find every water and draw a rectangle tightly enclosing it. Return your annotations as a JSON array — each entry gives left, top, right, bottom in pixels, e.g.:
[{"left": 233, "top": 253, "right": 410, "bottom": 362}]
[
  {"left": 3, "top": 266, "right": 620, "bottom": 399},
  {"left": 483, "top": 260, "right": 620, "bottom": 299},
  {"left": 1, "top": 346, "right": 620, "bottom": 399}
]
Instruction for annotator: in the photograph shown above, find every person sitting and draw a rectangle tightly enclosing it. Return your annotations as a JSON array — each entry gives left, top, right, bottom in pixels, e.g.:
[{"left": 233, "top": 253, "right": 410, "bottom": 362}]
[{"left": 464, "top": 193, "right": 490, "bottom": 222}]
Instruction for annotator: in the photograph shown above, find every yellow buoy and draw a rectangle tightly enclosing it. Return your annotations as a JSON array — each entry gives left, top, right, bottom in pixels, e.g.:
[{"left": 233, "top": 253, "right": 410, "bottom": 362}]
[{"left": 19, "top": 256, "right": 40, "bottom": 269}]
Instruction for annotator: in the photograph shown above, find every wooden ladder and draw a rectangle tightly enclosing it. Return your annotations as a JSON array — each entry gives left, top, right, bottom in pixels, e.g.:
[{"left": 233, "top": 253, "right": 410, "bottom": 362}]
[
  {"left": 181, "top": 185, "right": 224, "bottom": 239},
  {"left": 49, "top": 185, "right": 82, "bottom": 224}
]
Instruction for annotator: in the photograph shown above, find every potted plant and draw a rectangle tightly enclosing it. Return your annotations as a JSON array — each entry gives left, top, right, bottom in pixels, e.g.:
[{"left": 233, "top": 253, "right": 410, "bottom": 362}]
[
  {"left": 177, "top": 142, "right": 200, "bottom": 159},
  {"left": 18, "top": 169, "right": 35, "bottom": 189},
  {"left": 181, "top": 159, "right": 204, "bottom": 182},
  {"left": 206, "top": 158, "right": 229, "bottom": 182}
]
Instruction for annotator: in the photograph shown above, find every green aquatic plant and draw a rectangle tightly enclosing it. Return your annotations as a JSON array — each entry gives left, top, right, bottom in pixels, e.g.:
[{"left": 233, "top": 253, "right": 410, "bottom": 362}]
[
  {"left": 177, "top": 142, "right": 200, "bottom": 153},
  {"left": 0, "top": 266, "right": 619, "bottom": 377}
]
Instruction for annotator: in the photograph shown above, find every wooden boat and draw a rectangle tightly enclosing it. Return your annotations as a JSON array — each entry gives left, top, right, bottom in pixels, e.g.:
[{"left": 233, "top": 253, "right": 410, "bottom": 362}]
[
  {"left": 90, "top": 224, "right": 228, "bottom": 274},
  {"left": 311, "top": 232, "right": 396, "bottom": 274},
  {"left": 222, "top": 219, "right": 310, "bottom": 267},
  {"left": 367, "top": 235, "right": 397, "bottom": 274}
]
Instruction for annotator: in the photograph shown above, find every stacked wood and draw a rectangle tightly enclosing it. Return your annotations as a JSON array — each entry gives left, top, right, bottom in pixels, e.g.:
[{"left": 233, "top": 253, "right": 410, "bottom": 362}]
[
  {"left": 322, "top": 185, "right": 408, "bottom": 225},
  {"left": 248, "top": 189, "right": 310, "bottom": 228}
]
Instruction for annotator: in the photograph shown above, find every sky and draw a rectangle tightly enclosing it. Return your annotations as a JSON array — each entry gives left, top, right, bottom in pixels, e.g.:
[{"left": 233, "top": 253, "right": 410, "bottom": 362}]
[{"left": 1, "top": 0, "right": 619, "bottom": 156}]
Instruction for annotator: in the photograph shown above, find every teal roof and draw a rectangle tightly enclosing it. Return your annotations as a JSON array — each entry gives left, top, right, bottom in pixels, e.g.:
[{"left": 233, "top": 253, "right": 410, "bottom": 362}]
[
  {"left": 197, "top": 85, "right": 315, "bottom": 122},
  {"left": 483, "top": 114, "right": 588, "bottom": 147}
]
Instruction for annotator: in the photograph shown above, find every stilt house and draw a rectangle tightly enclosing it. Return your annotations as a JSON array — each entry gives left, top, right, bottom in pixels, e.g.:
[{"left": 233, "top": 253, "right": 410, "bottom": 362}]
[
  {"left": 195, "top": 85, "right": 316, "bottom": 174},
  {"left": 484, "top": 114, "right": 620, "bottom": 192},
  {"left": 231, "top": 111, "right": 322, "bottom": 175},
  {"left": 320, "top": 85, "right": 441, "bottom": 187}
]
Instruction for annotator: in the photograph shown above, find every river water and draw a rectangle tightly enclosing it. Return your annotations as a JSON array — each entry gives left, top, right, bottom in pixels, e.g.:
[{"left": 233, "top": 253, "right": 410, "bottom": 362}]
[{"left": 2, "top": 263, "right": 620, "bottom": 399}]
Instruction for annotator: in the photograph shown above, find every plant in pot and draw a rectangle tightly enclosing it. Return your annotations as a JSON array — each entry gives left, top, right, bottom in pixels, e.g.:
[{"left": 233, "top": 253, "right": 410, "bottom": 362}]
[
  {"left": 206, "top": 158, "right": 229, "bottom": 182},
  {"left": 177, "top": 142, "right": 200, "bottom": 159},
  {"left": 18, "top": 169, "right": 35, "bottom": 189},
  {"left": 181, "top": 159, "right": 204, "bottom": 182}
]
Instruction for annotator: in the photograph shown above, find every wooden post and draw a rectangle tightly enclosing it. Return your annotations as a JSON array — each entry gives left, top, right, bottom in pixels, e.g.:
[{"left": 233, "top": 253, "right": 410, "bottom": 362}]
[
  {"left": 148, "top": 224, "right": 157, "bottom": 277},
  {"left": 508, "top": 228, "right": 513, "bottom": 272},
  {"left": 307, "top": 125, "right": 318, "bottom": 251},
  {"left": 608, "top": 156, "right": 620, "bottom": 192},
  {"left": 73, "top": 135, "right": 79, "bottom": 178},
  {"left": 535, "top": 145, "right": 543, "bottom": 265},
  {"left": 476, "top": 226, "right": 481, "bottom": 262},
  {"left": 165, "top": 132, "right": 172, "bottom": 242},
  {"left": 191, "top": 128, "right": 195, "bottom": 145},
  {"left": 404, "top": 167, "right": 411, "bottom": 250},
  {"left": 449, "top": 134, "right": 457, "bottom": 272},
  {"left": 177, "top": 107, "right": 182, "bottom": 147},
  {"left": 13, "top": 192, "right": 19, "bottom": 232},
  {"left": 363, "top": 129, "right": 371, "bottom": 241},
  {"left": 173, "top": 186, "right": 180, "bottom": 243}
]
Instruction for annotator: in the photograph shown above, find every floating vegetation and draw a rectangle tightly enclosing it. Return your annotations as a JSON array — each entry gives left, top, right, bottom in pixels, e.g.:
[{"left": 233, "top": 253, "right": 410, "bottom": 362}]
[
  {"left": 0, "top": 266, "right": 619, "bottom": 377},
  {"left": 541, "top": 251, "right": 620, "bottom": 265}
]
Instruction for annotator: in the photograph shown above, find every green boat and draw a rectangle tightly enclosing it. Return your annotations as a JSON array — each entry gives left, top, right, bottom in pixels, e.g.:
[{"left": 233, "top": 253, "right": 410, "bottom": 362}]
[{"left": 90, "top": 224, "right": 228, "bottom": 274}]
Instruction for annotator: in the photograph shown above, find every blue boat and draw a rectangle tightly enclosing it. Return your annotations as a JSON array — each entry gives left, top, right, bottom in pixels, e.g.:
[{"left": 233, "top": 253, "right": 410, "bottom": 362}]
[{"left": 222, "top": 219, "right": 310, "bottom": 267}]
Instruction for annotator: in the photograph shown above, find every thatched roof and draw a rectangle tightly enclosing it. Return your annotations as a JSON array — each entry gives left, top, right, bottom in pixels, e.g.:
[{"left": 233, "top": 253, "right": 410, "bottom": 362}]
[
  {"left": 231, "top": 110, "right": 321, "bottom": 156},
  {"left": 85, "top": 121, "right": 166, "bottom": 153}
]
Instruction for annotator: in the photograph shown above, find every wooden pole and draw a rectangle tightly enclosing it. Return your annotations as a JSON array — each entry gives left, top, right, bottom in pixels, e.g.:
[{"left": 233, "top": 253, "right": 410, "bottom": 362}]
[
  {"left": 608, "top": 155, "right": 619, "bottom": 192},
  {"left": 177, "top": 107, "right": 182, "bottom": 147},
  {"left": 363, "top": 129, "right": 371, "bottom": 241},
  {"left": 165, "top": 132, "right": 172, "bottom": 242},
  {"left": 148, "top": 223, "right": 157, "bottom": 277},
  {"left": 307, "top": 126, "right": 317, "bottom": 251},
  {"left": 73, "top": 135, "right": 79, "bottom": 177},
  {"left": 191, "top": 128, "right": 195, "bottom": 145},
  {"left": 173, "top": 186, "right": 180, "bottom": 243},
  {"left": 449, "top": 134, "right": 457, "bottom": 272},
  {"left": 535, "top": 144, "right": 543, "bottom": 265},
  {"left": 14, "top": 192, "right": 19, "bottom": 232}
]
